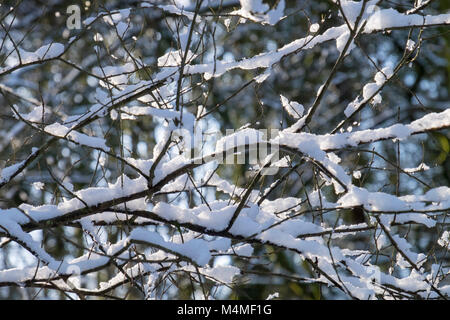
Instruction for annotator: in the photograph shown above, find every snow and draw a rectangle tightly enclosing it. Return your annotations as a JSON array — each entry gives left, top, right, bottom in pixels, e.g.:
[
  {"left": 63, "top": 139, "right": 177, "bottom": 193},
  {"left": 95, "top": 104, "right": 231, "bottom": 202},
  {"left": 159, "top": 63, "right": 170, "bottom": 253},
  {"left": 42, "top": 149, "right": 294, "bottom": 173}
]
[
  {"left": 19, "top": 105, "right": 50, "bottom": 122},
  {"left": 374, "top": 66, "right": 394, "bottom": 85},
  {"left": 141, "top": 3, "right": 196, "bottom": 20},
  {"left": 254, "top": 68, "right": 272, "bottom": 83},
  {"left": 229, "top": 213, "right": 262, "bottom": 237},
  {"left": 120, "top": 106, "right": 180, "bottom": 120},
  {"left": 116, "top": 21, "right": 128, "bottom": 38},
  {"left": 229, "top": 244, "right": 254, "bottom": 257},
  {"left": 83, "top": 17, "right": 96, "bottom": 25},
  {"left": 0, "top": 160, "right": 26, "bottom": 183},
  {"left": 280, "top": 95, "right": 304, "bottom": 119},
  {"left": 338, "top": 0, "right": 378, "bottom": 29},
  {"left": 233, "top": 0, "right": 285, "bottom": 25},
  {"left": 0, "top": 256, "right": 110, "bottom": 286},
  {"left": 153, "top": 200, "right": 263, "bottom": 237},
  {"left": 437, "top": 231, "right": 449, "bottom": 248},
  {"left": 32, "top": 182, "right": 45, "bottom": 190},
  {"left": 365, "top": 8, "right": 450, "bottom": 33},
  {"left": 336, "top": 31, "right": 354, "bottom": 54},
  {"left": 92, "top": 62, "right": 135, "bottom": 86},
  {"left": 19, "top": 43, "right": 64, "bottom": 63},
  {"left": 423, "top": 186, "right": 450, "bottom": 202},
  {"left": 310, "top": 23, "right": 320, "bottom": 33},
  {"left": 157, "top": 49, "right": 197, "bottom": 67},
  {"left": 392, "top": 234, "right": 427, "bottom": 268},
  {"left": 260, "top": 197, "right": 301, "bottom": 213},
  {"left": 275, "top": 108, "right": 450, "bottom": 154},
  {"left": 338, "top": 185, "right": 410, "bottom": 211},
  {"left": 353, "top": 170, "right": 362, "bottom": 179},
  {"left": 206, "top": 238, "right": 231, "bottom": 252},
  {"left": 404, "top": 163, "right": 430, "bottom": 173},
  {"left": 345, "top": 65, "right": 393, "bottom": 116},
  {"left": 409, "top": 108, "right": 450, "bottom": 132},
  {"left": 278, "top": 218, "right": 325, "bottom": 238},
  {"left": 93, "top": 33, "right": 104, "bottom": 42},
  {"left": 129, "top": 228, "right": 212, "bottom": 266},
  {"left": 0, "top": 218, "right": 58, "bottom": 267},
  {"left": 102, "top": 8, "right": 130, "bottom": 26},
  {"left": 362, "top": 82, "right": 379, "bottom": 100},
  {"left": 387, "top": 123, "right": 413, "bottom": 140},
  {"left": 184, "top": 23, "right": 350, "bottom": 80},
  {"left": 266, "top": 292, "right": 279, "bottom": 300},
  {"left": 0, "top": 42, "right": 64, "bottom": 75},
  {"left": 275, "top": 132, "right": 352, "bottom": 190},
  {"left": 215, "top": 128, "right": 266, "bottom": 153},
  {"left": 208, "top": 173, "right": 260, "bottom": 203},
  {"left": 175, "top": 6, "right": 449, "bottom": 85},
  {"left": 406, "top": 39, "right": 416, "bottom": 51},
  {"left": 182, "top": 264, "right": 240, "bottom": 283},
  {"left": 44, "top": 123, "right": 110, "bottom": 151},
  {"left": 344, "top": 99, "right": 359, "bottom": 118}
]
